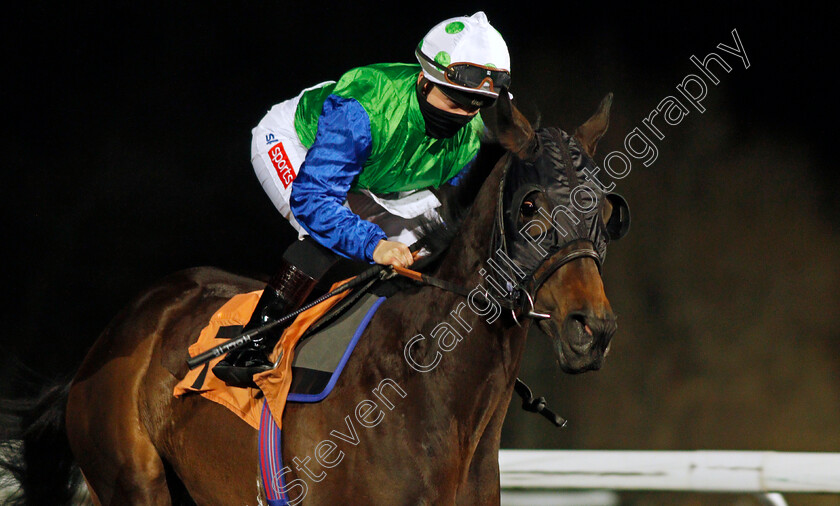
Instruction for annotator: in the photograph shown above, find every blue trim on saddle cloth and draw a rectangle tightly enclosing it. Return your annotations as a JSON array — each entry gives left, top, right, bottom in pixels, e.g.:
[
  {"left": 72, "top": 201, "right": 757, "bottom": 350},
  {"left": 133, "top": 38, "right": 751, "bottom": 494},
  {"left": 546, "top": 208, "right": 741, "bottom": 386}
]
[
  {"left": 260, "top": 400, "right": 289, "bottom": 505},
  {"left": 287, "top": 296, "right": 385, "bottom": 403},
  {"left": 259, "top": 296, "right": 385, "bottom": 502}
]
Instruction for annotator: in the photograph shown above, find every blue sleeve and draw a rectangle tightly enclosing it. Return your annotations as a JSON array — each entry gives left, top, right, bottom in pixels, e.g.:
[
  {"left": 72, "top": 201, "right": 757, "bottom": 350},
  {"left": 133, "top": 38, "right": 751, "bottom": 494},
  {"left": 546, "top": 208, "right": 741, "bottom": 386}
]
[
  {"left": 446, "top": 154, "right": 477, "bottom": 186},
  {"left": 290, "top": 95, "right": 387, "bottom": 263}
]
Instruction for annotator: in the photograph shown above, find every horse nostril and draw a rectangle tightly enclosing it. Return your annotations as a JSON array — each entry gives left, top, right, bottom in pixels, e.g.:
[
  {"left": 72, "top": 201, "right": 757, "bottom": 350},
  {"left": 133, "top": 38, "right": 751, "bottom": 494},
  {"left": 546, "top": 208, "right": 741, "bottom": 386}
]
[
  {"left": 569, "top": 313, "right": 593, "bottom": 336},
  {"left": 569, "top": 312, "right": 617, "bottom": 343}
]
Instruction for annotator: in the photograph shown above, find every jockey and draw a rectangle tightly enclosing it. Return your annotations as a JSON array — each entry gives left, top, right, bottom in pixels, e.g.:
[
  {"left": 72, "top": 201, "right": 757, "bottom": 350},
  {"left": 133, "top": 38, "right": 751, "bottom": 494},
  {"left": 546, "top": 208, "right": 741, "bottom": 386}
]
[{"left": 214, "top": 11, "right": 511, "bottom": 387}]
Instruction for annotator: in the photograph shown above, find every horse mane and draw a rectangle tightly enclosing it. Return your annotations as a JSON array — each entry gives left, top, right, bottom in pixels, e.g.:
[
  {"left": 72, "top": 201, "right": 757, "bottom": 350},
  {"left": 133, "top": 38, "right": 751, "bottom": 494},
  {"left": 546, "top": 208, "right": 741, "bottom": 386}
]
[
  {"left": 411, "top": 139, "right": 507, "bottom": 271},
  {"left": 411, "top": 102, "right": 541, "bottom": 271}
]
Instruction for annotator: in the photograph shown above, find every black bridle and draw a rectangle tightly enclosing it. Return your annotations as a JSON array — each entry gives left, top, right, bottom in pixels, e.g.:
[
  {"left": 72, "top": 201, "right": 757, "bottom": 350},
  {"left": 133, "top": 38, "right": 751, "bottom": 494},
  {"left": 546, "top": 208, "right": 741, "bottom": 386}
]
[
  {"left": 394, "top": 128, "right": 606, "bottom": 325},
  {"left": 488, "top": 128, "right": 605, "bottom": 323}
]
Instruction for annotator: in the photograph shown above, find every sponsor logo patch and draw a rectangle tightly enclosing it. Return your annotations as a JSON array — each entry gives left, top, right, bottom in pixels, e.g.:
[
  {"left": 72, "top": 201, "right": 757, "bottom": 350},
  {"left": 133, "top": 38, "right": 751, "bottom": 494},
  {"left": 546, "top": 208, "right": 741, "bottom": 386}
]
[{"left": 268, "top": 142, "right": 296, "bottom": 189}]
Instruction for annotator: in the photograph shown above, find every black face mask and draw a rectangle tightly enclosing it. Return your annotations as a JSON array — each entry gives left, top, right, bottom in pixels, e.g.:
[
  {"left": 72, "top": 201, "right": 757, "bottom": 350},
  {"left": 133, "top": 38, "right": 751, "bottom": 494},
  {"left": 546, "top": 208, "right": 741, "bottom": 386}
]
[{"left": 416, "top": 81, "right": 476, "bottom": 139}]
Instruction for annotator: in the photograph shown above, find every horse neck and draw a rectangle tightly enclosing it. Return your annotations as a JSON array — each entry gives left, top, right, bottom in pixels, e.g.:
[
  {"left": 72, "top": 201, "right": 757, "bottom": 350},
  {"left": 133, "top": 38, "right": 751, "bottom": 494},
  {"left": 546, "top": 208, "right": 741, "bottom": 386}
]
[
  {"left": 435, "top": 157, "right": 506, "bottom": 283},
  {"left": 415, "top": 156, "right": 529, "bottom": 424}
]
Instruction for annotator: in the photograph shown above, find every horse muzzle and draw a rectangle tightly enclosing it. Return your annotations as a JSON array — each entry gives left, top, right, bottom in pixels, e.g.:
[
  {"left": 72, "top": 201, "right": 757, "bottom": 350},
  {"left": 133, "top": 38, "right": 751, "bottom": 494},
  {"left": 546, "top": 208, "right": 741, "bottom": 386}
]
[{"left": 539, "top": 310, "right": 617, "bottom": 373}]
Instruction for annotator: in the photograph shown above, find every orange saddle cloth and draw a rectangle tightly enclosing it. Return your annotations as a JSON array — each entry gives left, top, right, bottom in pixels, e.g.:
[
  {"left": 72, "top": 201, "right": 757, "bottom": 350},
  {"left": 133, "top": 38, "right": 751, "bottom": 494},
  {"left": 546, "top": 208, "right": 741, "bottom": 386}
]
[{"left": 173, "top": 283, "right": 351, "bottom": 430}]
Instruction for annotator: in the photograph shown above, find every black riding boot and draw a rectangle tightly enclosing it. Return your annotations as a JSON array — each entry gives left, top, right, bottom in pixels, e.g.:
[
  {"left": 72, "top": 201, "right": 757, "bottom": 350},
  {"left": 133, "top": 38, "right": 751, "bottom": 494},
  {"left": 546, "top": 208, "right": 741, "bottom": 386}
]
[{"left": 212, "top": 258, "right": 319, "bottom": 388}]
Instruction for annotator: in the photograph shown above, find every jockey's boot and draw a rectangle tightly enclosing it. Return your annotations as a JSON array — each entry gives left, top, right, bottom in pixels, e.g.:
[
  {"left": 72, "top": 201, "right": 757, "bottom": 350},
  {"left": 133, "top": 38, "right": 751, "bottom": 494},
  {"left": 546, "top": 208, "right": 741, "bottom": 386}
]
[{"left": 212, "top": 258, "right": 319, "bottom": 388}]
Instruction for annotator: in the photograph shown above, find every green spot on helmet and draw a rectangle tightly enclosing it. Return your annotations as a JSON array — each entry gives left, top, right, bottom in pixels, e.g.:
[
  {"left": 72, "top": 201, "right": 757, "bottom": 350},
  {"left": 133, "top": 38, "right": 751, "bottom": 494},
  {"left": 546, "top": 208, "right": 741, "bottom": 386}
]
[
  {"left": 445, "top": 21, "right": 465, "bottom": 34},
  {"left": 414, "top": 11, "right": 511, "bottom": 99}
]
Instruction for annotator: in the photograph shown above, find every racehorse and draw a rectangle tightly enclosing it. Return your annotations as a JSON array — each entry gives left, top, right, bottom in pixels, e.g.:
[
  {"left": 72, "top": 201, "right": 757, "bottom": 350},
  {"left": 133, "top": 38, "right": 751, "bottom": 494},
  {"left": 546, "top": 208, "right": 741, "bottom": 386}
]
[{"left": 1, "top": 91, "right": 628, "bottom": 505}]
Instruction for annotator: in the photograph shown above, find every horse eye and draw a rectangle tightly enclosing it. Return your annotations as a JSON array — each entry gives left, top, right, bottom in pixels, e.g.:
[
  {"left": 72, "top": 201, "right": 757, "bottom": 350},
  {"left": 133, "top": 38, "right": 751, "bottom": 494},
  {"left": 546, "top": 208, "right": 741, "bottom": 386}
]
[{"left": 521, "top": 200, "right": 537, "bottom": 217}]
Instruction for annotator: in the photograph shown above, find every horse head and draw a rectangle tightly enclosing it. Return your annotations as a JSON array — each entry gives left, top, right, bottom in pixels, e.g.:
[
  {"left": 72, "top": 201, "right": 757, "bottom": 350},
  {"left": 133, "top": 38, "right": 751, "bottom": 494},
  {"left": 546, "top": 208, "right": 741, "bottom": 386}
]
[{"left": 492, "top": 91, "right": 630, "bottom": 373}]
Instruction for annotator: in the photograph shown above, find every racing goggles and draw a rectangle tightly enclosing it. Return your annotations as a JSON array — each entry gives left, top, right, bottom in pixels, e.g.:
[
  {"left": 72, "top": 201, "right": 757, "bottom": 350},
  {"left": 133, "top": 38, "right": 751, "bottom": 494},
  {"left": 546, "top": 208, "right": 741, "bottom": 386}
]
[
  {"left": 437, "top": 83, "right": 496, "bottom": 111},
  {"left": 416, "top": 46, "right": 511, "bottom": 95}
]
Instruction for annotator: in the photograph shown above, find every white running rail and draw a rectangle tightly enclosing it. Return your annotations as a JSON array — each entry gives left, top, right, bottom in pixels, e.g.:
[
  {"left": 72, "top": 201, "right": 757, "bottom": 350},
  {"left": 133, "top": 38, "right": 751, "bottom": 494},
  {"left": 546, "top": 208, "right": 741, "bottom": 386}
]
[{"left": 499, "top": 450, "right": 840, "bottom": 493}]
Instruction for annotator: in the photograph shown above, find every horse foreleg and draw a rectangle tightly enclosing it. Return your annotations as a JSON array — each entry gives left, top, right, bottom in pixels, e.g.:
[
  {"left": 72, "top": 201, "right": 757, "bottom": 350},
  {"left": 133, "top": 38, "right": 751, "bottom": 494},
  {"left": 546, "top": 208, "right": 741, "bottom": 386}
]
[{"left": 455, "top": 398, "right": 507, "bottom": 506}]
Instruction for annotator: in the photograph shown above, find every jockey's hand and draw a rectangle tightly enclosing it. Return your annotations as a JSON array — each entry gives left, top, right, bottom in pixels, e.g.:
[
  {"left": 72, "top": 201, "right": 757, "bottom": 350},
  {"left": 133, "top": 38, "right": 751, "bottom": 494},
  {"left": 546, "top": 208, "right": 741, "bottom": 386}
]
[{"left": 372, "top": 240, "right": 414, "bottom": 268}]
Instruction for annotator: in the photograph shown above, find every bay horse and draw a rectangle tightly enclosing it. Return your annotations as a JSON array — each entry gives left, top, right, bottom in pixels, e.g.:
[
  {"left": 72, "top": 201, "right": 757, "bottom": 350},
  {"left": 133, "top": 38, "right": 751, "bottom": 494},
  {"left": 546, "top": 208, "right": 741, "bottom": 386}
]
[{"left": 1, "top": 91, "right": 628, "bottom": 505}]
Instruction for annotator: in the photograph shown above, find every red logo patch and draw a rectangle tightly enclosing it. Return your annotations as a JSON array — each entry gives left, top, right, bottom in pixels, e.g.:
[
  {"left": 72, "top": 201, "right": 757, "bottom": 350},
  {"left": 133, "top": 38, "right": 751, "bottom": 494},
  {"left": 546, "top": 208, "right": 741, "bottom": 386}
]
[{"left": 268, "top": 142, "right": 296, "bottom": 189}]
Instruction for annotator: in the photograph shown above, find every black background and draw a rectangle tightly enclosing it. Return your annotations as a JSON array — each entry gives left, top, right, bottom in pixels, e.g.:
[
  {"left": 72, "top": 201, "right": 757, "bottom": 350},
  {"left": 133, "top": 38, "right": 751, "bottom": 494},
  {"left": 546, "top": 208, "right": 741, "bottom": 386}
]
[{"left": 3, "top": 3, "right": 839, "bottom": 495}]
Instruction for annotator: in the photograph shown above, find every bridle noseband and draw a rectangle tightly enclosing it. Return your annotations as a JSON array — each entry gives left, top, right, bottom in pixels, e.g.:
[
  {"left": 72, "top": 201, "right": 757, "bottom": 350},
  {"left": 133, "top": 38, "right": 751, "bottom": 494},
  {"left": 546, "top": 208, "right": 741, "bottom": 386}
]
[{"left": 510, "top": 242, "right": 601, "bottom": 323}]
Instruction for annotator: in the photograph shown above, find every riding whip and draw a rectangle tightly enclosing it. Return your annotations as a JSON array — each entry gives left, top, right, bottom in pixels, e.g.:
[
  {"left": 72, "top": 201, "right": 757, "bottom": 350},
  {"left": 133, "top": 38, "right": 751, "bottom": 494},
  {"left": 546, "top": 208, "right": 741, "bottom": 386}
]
[{"left": 186, "top": 263, "right": 388, "bottom": 370}]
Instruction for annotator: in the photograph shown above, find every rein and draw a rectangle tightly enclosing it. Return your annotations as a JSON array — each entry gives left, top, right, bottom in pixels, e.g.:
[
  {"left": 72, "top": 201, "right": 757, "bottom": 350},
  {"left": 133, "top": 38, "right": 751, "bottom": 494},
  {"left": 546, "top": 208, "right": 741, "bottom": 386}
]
[
  {"left": 391, "top": 265, "right": 517, "bottom": 311},
  {"left": 391, "top": 239, "right": 601, "bottom": 324}
]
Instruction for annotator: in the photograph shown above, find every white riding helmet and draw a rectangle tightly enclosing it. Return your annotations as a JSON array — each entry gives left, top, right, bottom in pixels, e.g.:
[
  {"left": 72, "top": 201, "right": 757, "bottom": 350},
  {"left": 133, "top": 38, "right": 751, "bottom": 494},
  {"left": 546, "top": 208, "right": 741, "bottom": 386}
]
[{"left": 415, "top": 11, "right": 511, "bottom": 103}]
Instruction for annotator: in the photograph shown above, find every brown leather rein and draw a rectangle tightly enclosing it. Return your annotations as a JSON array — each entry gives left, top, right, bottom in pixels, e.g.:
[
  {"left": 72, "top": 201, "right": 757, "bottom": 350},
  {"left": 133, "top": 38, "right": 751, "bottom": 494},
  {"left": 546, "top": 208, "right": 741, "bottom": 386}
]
[{"left": 391, "top": 239, "right": 600, "bottom": 325}]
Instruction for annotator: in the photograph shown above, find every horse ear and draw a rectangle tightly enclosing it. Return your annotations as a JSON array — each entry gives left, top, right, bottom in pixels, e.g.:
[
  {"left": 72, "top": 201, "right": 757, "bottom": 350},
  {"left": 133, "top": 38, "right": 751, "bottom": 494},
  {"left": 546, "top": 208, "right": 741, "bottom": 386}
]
[
  {"left": 574, "top": 92, "right": 613, "bottom": 158},
  {"left": 488, "top": 89, "right": 536, "bottom": 160}
]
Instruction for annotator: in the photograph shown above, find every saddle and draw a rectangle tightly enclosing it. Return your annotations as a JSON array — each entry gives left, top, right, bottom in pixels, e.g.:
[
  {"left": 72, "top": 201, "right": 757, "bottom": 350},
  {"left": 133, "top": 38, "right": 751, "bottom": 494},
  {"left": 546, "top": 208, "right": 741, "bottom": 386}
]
[{"left": 173, "top": 278, "right": 385, "bottom": 430}]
